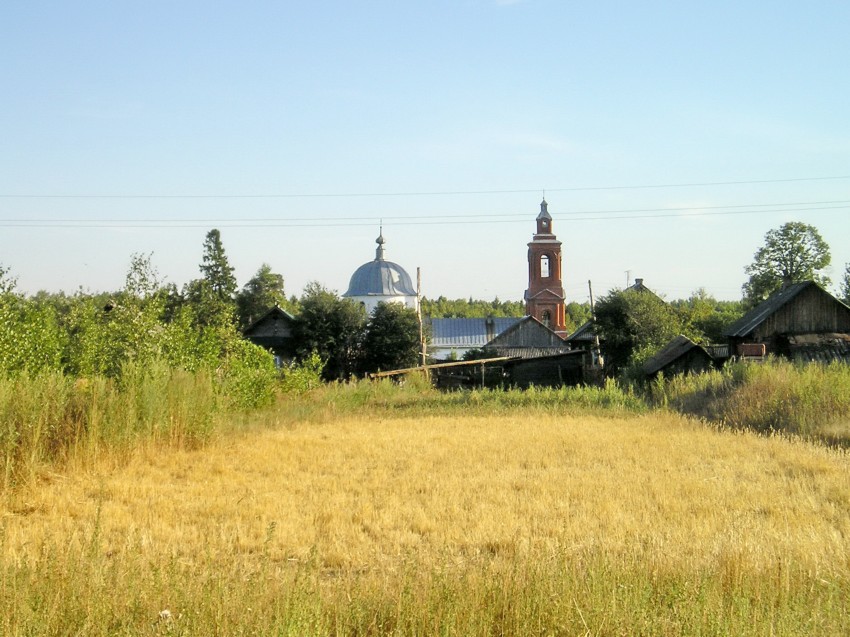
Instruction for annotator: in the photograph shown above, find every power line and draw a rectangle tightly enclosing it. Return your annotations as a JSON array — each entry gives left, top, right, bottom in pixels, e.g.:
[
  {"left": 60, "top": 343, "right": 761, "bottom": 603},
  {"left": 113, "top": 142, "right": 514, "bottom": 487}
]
[
  {"left": 1, "top": 174, "right": 849, "bottom": 200},
  {"left": 2, "top": 199, "right": 848, "bottom": 224},
  {"left": 0, "top": 203, "right": 847, "bottom": 228}
]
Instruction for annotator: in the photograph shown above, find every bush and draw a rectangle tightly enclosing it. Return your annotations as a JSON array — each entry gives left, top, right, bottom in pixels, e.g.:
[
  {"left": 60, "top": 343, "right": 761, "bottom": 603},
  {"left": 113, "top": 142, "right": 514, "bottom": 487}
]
[
  {"left": 280, "top": 352, "right": 325, "bottom": 394},
  {"left": 218, "top": 337, "right": 278, "bottom": 409}
]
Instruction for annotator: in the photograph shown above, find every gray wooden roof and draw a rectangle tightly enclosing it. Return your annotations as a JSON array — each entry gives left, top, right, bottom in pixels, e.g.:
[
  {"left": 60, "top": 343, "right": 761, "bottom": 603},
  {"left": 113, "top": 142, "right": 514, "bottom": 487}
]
[
  {"left": 486, "top": 315, "right": 568, "bottom": 349},
  {"left": 242, "top": 305, "right": 296, "bottom": 336},
  {"left": 566, "top": 320, "right": 595, "bottom": 343},
  {"left": 723, "top": 281, "right": 814, "bottom": 338},
  {"left": 641, "top": 335, "right": 709, "bottom": 376}
]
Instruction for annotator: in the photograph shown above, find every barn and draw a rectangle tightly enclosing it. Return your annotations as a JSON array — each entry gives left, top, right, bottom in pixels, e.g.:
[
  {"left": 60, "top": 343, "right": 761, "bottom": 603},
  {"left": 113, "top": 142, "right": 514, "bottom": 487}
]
[{"left": 723, "top": 281, "right": 850, "bottom": 361}]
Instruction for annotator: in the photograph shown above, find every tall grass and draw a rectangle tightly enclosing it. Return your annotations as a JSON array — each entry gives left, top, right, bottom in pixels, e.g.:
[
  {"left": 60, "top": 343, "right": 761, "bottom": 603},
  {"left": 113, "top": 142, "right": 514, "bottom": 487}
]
[
  {"left": 0, "top": 362, "right": 220, "bottom": 489},
  {"left": 317, "top": 373, "right": 647, "bottom": 419},
  {"left": 655, "top": 359, "right": 850, "bottom": 442}
]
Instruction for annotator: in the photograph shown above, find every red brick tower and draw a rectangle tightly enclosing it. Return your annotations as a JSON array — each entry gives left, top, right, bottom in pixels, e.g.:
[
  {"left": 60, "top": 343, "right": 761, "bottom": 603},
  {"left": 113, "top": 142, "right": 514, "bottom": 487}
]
[{"left": 524, "top": 199, "right": 567, "bottom": 335}]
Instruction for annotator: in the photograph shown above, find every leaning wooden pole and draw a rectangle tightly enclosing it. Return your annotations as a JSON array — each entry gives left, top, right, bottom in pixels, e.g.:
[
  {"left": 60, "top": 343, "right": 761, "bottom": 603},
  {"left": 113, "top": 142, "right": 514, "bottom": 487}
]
[{"left": 417, "top": 267, "right": 426, "bottom": 368}]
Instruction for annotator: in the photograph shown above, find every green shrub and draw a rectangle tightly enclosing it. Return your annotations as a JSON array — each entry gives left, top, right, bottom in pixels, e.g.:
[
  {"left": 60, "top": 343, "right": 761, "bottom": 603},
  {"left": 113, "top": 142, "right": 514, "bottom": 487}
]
[
  {"left": 218, "top": 337, "right": 278, "bottom": 409},
  {"left": 280, "top": 351, "right": 325, "bottom": 394}
]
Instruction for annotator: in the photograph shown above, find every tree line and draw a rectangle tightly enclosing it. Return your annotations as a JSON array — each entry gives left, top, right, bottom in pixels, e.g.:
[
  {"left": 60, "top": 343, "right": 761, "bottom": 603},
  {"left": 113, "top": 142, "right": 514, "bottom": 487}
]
[
  {"left": 0, "top": 229, "right": 425, "bottom": 386},
  {"left": 2, "top": 221, "right": 848, "bottom": 386}
]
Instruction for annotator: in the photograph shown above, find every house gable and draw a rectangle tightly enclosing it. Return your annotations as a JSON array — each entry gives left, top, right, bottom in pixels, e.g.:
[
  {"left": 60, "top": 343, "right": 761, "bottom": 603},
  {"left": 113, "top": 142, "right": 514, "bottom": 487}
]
[
  {"left": 243, "top": 306, "right": 297, "bottom": 361},
  {"left": 485, "top": 316, "right": 571, "bottom": 353},
  {"left": 724, "top": 282, "right": 850, "bottom": 341}
]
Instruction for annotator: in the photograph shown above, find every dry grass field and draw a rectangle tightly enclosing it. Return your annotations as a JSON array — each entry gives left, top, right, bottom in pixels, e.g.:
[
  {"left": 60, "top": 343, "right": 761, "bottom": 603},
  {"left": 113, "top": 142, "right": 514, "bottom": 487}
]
[{"left": 3, "top": 402, "right": 849, "bottom": 635}]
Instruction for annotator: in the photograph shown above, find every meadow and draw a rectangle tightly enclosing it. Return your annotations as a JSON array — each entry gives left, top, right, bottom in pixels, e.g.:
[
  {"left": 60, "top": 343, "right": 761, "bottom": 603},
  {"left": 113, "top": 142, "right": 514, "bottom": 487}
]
[{"left": 2, "top": 371, "right": 850, "bottom": 636}]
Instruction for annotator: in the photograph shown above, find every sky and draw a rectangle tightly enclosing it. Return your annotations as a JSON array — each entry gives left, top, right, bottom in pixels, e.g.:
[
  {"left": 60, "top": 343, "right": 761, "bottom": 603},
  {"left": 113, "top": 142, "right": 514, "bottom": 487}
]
[{"left": 1, "top": 1, "right": 848, "bottom": 304}]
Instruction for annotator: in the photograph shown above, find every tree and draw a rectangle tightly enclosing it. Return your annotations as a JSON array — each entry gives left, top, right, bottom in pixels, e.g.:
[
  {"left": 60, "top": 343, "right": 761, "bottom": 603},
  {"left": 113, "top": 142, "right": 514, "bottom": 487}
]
[
  {"left": 0, "top": 265, "right": 64, "bottom": 376},
  {"left": 185, "top": 229, "right": 238, "bottom": 326},
  {"left": 840, "top": 263, "right": 850, "bottom": 306},
  {"left": 672, "top": 288, "right": 744, "bottom": 344},
  {"left": 360, "top": 302, "right": 422, "bottom": 374},
  {"left": 236, "top": 263, "right": 288, "bottom": 329},
  {"left": 0, "top": 264, "right": 15, "bottom": 295},
  {"left": 565, "top": 301, "right": 592, "bottom": 333},
  {"left": 594, "top": 288, "right": 687, "bottom": 377},
  {"left": 292, "top": 283, "right": 367, "bottom": 381},
  {"left": 124, "top": 252, "right": 161, "bottom": 299},
  {"left": 200, "top": 229, "right": 237, "bottom": 300},
  {"left": 743, "top": 222, "right": 831, "bottom": 307}
]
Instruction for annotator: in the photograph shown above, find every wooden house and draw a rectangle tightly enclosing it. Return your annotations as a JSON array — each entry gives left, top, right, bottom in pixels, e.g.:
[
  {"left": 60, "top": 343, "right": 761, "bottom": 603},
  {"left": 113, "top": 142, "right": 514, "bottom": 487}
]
[
  {"left": 723, "top": 281, "right": 850, "bottom": 361},
  {"left": 242, "top": 305, "right": 297, "bottom": 365}
]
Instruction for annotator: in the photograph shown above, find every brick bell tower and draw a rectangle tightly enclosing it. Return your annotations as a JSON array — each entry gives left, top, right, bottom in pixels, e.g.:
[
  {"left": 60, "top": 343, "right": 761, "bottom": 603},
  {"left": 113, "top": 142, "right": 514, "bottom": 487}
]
[{"left": 524, "top": 199, "right": 567, "bottom": 336}]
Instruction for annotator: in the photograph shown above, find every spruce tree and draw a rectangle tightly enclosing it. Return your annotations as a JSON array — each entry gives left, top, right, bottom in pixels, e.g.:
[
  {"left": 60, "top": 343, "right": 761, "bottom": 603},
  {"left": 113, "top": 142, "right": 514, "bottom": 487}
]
[
  {"left": 185, "top": 229, "right": 238, "bottom": 326},
  {"left": 200, "top": 229, "right": 237, "bottom": 302}
]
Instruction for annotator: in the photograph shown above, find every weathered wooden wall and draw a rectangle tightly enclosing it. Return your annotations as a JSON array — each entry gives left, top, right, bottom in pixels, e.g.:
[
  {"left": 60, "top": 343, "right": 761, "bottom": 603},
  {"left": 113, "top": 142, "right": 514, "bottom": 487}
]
[{"left": 753, "top": 286, "right": 850, "bottom": 340}]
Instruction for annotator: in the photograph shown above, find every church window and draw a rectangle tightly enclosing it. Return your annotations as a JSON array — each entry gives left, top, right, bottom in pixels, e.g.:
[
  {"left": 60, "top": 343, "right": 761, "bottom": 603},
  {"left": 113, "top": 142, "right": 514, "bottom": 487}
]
[
  {"left": 541, "top": 310, "right": 552, "bottom": 327},
  {"left": 540, "top": 255, "right": 550, "bottom": 278}
]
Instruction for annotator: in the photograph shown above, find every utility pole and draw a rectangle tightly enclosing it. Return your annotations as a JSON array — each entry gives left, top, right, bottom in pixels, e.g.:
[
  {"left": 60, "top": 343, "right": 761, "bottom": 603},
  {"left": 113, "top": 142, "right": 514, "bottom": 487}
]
[
  {"left": 588, "top": 279, "right": 603, "bottom": 371},
  {"left": 417, "top": 267, "right": 426, "bottom": 368}
]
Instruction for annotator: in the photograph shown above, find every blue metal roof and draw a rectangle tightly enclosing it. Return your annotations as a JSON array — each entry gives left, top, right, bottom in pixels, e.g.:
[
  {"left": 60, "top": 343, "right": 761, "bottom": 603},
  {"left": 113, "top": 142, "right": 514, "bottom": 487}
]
[{"left": 428, "top": 317, "right": 521, "bottom": 347}]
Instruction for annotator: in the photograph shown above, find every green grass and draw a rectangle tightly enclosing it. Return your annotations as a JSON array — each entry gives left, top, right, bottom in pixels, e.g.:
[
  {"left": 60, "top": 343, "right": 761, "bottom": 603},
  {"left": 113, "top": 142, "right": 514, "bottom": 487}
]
[
  {"left": 3, "top": 537, "right": 846, "bottom": 636},
  {"left": 6, "top": 357, "right": 850, "bottom": 493},
  {"left": 654, "top": 359, "right": 850, "bottom": 444},
  {"left": 314, "top": 373, "right": 647, "bottom": 420},
  {"left": 0, "top": 363, "right": 220, "bottom": 490}
]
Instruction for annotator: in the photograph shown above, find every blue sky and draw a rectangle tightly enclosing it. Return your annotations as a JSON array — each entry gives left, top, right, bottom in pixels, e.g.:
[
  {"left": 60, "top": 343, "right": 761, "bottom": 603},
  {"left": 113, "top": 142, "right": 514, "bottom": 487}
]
[{"left": 2, "top": 1, "right": 848, "bottom": 303}]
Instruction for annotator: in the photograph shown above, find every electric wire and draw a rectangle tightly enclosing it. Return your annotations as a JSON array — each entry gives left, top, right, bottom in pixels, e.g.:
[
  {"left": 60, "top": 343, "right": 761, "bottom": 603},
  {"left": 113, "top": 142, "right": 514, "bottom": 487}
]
[
  {"left": 1, "top": 174, "right": 848, "bottom": 200},
  {"left": 1, "top": 203, "right": 847, "bottom": 228}
]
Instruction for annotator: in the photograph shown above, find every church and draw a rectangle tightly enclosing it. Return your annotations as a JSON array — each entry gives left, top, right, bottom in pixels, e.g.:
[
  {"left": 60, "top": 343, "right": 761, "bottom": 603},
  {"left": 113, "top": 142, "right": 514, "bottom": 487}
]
[{"left": 342, "top": 229, "right": 419, "bottom": 315}]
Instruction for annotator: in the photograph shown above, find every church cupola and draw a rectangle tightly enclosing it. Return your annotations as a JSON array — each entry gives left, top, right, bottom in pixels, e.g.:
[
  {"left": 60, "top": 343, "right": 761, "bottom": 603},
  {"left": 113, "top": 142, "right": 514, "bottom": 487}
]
[
  {"left": 536, "top": 198, "right": 553, "bottom": 235},
  {"left": 524, "top": 199, "right": 567, "bottom": 336},
  {"left": 375, "top": 228, "right": 386, "bottom": 260},
  {"left": 343, "top": 228, "right": 419, "bottom": 316}
]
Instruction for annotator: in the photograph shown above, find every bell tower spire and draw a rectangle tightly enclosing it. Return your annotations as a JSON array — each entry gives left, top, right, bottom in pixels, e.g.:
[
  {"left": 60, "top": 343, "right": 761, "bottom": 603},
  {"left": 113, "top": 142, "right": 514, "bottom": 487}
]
[{"left": 524, "top": 199, "right": 567, "bottom": 336}]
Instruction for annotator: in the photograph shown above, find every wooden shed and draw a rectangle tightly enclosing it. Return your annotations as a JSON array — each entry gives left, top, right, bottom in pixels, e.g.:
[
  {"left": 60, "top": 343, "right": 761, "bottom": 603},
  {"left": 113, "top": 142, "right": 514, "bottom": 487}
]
[
  {"left": 723, "top": 281, "right": 850, "bottom": 358},
  {"left": 502, "top": 350, "right": 585, "bottom": 388},
  {"left": 641, "top": 335, "right": 715, "bottom": 379},
  {"left": 242, "top": 305, "right": 297, "bottom": 365}
]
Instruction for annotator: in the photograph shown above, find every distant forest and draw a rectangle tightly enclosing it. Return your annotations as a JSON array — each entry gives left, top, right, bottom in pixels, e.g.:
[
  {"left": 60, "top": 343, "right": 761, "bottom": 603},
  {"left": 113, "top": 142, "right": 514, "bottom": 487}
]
[{"left": 421, "top": 296, "right": 593, "bottom": 334}]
